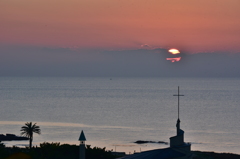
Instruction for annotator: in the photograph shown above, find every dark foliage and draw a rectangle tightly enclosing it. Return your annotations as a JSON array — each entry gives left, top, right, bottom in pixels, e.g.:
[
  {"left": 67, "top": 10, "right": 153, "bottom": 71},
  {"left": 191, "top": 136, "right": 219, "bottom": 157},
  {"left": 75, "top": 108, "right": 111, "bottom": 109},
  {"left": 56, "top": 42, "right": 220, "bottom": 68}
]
[
  {"left": 0, "top": 142, "right": 116, "bottom": 159},
  {"left": 86, "top": 145, "right": 115, "bottom": 159},
  {"left": 0, "top": 142, "right": 8, "bottom": 158}
]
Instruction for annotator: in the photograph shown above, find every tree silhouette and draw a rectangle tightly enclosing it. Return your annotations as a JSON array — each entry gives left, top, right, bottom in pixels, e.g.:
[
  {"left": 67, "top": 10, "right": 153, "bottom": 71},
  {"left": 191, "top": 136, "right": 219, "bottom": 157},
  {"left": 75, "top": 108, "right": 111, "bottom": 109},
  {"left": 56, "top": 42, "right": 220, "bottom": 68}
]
[{"left": 20, "top": 122, "right": 41, "bottom": 149}]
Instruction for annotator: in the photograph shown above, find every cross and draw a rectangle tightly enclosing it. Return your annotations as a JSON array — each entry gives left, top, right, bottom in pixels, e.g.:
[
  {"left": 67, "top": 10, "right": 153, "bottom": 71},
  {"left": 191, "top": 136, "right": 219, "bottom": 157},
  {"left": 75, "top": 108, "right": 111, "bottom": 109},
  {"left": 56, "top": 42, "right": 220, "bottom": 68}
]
[{"left": 173, "top": 86, "right": 184, "bottom": 120}]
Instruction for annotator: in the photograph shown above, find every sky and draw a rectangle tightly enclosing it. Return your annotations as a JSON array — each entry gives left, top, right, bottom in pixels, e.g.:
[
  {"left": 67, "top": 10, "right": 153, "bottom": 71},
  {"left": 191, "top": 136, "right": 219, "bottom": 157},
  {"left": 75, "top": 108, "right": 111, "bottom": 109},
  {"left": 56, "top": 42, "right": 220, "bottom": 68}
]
[{"left": 1, "top": 0, "right": 240, "bottom": 77}]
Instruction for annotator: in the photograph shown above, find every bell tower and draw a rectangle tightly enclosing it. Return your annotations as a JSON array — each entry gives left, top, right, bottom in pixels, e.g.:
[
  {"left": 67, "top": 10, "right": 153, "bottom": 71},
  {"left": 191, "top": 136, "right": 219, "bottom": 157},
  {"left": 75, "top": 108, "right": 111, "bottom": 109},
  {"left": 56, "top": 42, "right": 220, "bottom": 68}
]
[
  {"left": 79, "top": 130, "right": 86, "bottom": 159},
  {"left": 170, "top": 87, "right": 191, "bottom": 154}
]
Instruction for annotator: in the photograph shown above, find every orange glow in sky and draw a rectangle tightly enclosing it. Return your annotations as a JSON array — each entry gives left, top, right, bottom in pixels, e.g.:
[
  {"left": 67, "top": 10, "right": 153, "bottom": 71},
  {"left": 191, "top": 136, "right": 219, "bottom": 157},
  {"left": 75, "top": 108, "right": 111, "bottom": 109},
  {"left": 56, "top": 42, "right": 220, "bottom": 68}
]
[
  {"left": 1, "top": 0, "right": 240, "bottom": 52},
  {"left": 169, "top": 49, "right": 180, "bottom": 54}
]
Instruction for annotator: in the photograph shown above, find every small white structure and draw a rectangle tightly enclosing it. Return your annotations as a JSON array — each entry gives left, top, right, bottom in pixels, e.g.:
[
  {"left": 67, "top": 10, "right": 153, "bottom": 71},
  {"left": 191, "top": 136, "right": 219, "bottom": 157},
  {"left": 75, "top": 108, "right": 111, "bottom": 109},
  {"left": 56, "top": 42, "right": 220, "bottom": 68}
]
[{"left": 79, "top": 130, "right": 86, "bottom": 159}]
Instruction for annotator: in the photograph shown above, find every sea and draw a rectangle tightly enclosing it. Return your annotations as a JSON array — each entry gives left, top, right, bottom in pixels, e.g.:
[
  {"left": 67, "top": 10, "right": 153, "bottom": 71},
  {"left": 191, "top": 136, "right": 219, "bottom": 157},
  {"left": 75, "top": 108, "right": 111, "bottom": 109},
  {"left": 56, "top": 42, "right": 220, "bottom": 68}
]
[{"left": 0, "top": 77, "right": 240, "bottom": 154}]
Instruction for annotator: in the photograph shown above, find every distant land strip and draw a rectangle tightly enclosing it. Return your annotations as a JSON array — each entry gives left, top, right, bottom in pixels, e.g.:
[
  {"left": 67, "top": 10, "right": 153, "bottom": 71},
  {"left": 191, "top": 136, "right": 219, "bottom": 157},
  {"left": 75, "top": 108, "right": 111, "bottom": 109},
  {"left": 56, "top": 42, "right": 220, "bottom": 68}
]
[{"left": 134, "top": 140, "right": 168, "bottom": 145}]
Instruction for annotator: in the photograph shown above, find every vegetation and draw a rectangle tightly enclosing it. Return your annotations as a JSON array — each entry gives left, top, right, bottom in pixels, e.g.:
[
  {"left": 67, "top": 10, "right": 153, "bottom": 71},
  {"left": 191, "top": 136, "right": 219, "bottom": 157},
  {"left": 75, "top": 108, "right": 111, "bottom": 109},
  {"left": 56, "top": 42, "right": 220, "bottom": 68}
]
[
  {"left": 0, "top": 142, "right": 117, "bottom": 159},
  {"left": 0, "top": 142, "right": 8, "bottom": 158},
  {"left": 0, "top": 142, "right": 240, "bottom": 159},
  {"left": 20, "top": 122, "right": 41, "bottom": 149},
  {"left": 1, "top": 122, "right": 120, "bottom": 158}
]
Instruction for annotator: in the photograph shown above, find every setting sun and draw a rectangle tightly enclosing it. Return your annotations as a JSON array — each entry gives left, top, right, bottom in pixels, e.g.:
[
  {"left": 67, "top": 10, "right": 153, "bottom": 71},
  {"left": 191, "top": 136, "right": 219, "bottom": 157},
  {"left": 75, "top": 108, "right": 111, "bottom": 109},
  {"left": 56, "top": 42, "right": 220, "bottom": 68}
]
[{"left": 168, "top": 49, "right": 180, "bottom": 54}]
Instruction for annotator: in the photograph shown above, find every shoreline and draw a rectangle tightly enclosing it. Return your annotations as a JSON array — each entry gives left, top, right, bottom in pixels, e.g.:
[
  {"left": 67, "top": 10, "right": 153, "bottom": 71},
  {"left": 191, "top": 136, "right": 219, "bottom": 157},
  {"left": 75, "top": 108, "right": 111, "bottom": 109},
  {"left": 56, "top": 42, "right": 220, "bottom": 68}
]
[
  {"left": 2, "top": 141, "right": 240, "bottom": 156},
  {"left": 2, "top": 140, "right": 240, "bottom": 156}
]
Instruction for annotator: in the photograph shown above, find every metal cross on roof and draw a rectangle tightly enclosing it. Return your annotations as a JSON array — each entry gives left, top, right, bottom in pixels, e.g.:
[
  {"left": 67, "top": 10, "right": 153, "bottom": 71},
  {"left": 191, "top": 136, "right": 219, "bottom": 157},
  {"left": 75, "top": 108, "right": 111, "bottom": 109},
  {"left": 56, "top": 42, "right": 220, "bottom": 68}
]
[{"left": 173, "top": 86, "right": 184, "bottom": 120}]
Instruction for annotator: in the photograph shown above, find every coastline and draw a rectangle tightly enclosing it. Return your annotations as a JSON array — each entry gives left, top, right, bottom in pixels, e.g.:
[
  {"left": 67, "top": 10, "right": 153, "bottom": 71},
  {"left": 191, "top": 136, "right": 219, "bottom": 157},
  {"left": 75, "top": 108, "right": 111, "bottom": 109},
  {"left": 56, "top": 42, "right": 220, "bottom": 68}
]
[{"left": 1, "top": 143, "right": 240, "bottom": 159}]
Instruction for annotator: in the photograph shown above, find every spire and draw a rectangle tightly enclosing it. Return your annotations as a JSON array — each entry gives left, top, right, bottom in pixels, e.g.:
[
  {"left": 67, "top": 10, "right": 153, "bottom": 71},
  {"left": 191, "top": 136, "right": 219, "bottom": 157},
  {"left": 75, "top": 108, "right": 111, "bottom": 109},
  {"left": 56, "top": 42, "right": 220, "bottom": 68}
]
[
  {"left": 173, "top": 86, "right": 184, "bottom": 135},
  {"left": 79, "top": 130, "right": 86, "bottom": 159},
  {"left": 79, "top": 130, "right": 86, "bottom": 141},
  {"left": 170, "top": 87, "right": 191, "bottom": 154},
  {"left": 173, "top": 86, "right": 184, "bottom": 120}
]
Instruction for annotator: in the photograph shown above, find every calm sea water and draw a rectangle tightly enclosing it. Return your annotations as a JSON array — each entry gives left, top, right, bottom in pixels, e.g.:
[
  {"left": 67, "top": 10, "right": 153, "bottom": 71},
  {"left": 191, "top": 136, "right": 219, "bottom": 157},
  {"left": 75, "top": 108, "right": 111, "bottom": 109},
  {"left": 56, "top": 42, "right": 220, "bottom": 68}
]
[{"left": 0, "top": 77, "right": 240, "bottom": 154}]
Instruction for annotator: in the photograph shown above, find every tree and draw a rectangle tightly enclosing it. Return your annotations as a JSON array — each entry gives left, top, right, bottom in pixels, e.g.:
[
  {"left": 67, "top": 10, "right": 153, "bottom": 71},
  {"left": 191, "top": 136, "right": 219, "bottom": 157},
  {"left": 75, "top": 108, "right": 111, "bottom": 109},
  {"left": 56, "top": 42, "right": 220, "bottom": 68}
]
[{"left": 20, "top": 122, "right": 41, "bottom": 149}]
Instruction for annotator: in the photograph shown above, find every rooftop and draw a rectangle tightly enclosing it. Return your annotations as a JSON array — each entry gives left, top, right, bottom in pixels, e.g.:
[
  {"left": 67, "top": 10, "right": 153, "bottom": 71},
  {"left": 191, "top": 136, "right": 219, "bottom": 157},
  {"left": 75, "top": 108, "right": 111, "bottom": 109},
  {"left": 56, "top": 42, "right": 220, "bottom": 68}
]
[{"left": 117, "top": 148, "right": 185, "bottom": 159}]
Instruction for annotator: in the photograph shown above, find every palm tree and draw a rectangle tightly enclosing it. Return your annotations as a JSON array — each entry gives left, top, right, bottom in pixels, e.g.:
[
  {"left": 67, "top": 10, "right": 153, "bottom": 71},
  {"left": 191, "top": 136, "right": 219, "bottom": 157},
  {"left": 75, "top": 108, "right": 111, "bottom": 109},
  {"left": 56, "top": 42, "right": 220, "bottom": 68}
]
[{"left": 20, "top": 122, "right": 41, "bottom": 148}]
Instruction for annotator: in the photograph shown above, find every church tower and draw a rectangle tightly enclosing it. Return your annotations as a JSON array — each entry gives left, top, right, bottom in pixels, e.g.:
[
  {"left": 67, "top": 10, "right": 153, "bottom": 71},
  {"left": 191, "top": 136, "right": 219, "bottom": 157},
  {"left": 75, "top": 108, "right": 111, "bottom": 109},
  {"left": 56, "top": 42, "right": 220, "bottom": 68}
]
[
  {"left": 169, "top": 87, "right": 192, "bottom": 157},
  {"left": 115, "top": 86, "right": 193, "bottom": 159},
  {"left": 79, "top": 130, "right": 86, "bottom": 159}
]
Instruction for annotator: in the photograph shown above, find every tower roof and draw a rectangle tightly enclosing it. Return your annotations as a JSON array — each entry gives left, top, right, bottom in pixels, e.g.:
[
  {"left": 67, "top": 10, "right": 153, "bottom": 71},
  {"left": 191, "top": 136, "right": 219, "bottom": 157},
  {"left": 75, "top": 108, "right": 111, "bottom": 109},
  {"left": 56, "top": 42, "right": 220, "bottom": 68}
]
[{"left": 78, "top": 130, "right": 86, "bottom": 141}]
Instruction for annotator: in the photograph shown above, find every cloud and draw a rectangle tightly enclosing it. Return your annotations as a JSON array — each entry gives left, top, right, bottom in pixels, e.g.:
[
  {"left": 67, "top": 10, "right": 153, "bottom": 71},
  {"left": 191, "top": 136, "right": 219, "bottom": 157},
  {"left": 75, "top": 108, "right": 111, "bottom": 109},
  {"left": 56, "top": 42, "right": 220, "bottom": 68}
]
[
  {"left": 0, "top": 45, "right": 240, "bottom": 77},
  {"left": 140, "top": 44, "right": 152, "bottom": 49}
]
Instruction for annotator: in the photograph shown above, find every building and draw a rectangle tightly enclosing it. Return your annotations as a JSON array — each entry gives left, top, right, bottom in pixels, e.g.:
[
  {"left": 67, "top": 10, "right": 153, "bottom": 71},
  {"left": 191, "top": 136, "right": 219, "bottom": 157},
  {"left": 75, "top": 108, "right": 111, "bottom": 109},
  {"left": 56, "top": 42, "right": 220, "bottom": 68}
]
[{"left": 118, "top": 87, "right": 193, "bottom": 159}]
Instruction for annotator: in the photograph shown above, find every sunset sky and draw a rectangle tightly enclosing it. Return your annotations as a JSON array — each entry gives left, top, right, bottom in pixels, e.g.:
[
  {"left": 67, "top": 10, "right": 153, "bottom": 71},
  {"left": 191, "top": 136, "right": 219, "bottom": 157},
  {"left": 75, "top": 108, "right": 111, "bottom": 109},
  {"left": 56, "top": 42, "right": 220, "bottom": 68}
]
[
  {"left": 1, "top": 0, "right": 240, "bottom": 52},
  {"left": 1, "top": 0, "right": 240, "bottom": 77}
]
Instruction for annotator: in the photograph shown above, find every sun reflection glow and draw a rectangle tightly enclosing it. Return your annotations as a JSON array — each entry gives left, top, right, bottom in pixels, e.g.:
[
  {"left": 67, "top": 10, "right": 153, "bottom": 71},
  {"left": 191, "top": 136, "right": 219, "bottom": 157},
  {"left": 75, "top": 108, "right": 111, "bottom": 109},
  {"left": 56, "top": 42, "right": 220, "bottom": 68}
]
[{"left": 166, "top": 57, "right": 181, "bottom": 62}]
